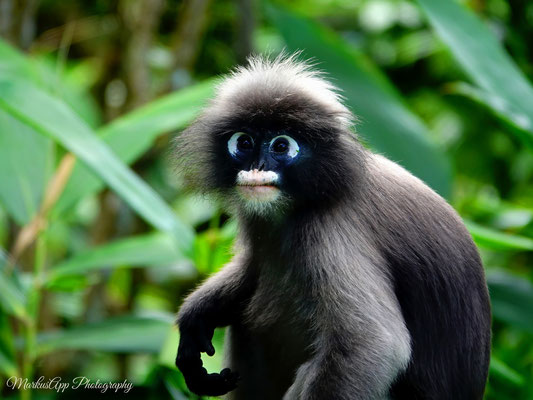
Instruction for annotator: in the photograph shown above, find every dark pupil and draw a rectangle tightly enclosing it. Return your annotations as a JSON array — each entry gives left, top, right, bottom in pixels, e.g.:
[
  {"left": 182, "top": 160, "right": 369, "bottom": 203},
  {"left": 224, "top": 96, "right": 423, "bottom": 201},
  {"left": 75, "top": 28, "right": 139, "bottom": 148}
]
[
  {"left": 237, "top": 135, "right": 253, "bottom": 151},
  {"left": 273, "top": 138, "right": 289, "bottom": 153}
]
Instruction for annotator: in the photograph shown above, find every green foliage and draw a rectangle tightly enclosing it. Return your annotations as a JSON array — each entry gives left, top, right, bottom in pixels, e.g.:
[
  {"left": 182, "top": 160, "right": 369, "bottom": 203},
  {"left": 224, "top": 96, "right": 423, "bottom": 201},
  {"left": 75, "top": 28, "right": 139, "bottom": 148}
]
[
  {"left": 0, "top": 0, "right": 532, "bottom": 399},
  {"left": 467, "top": 220, "right": 533, "bottom": 251},
  {"left": 54, "top": 80, "right": 215, "bottom": 214},
  {"left": 35, "top": 314, "right": 174, "bottom": 356},
  {"left": 46, "top": 232, "right": 185, "bottom": 285},
  {"left": 0, "top": 252, "right": 28, "bottom": 321},
  {"left": 417, "top": 0, "right": 533, "bottom": 148},
  {"left": 0, "top": 110, "right": 53, "bottom": 225},
  {"left": 0, "top": 78, "right": 195, "bottom": 256},
  {"left": 488, "top": 271, "right": 533, "bottom": 335}
]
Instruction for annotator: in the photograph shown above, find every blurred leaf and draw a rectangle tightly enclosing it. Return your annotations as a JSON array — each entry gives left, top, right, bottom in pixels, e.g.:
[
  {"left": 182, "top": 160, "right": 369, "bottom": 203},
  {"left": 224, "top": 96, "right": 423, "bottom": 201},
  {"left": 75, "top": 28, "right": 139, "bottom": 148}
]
[
  {"left": 55, "top": 80, "right": 215, "bottom": 214},
  {"left": 447, "top": 82, "right": 533, "bottom": 145},
  {"left": 35, "top": 314, "right": 174, "bottom": 355},
  {"left": 0, "top": 347, "right": 17, "bottom": 377},
  {"left": 0, "top": 78, "right": 194, "bottom": 257},
  {"left": 0, "top": 39, "right": 102, "bottom": 128},
  {"left": 0, "top": 39, "right": 40, "bottom": 81},
  {"left": 33, "top": 54, "right": 103, "bottom": 128},
  {"left": 158, "top": 325, "right": 181, "bottom": 369},
  {"left": 0, "top": 311, "right": 17, "bottom": 377},
  {"left": 466, "top": 221, "right": 533, "bottom": 251},
  {"left": 160, "top": 366, "right": 190, "bottom": 400},
  {"left": 267, "top": 3, "right": 452, "bottom": 197},
  {"left": 0, "top": 109, "right": 54, "bottom": 225},
  {"left": 417, "top": 0, "right": 533, "bottom": 147},
  {"left": 487, "top": 271, "right": 533, "bottom": 334},
  {"left": 46, "top": 232, "right": 185, "bottom": 284},
  {"left": 46, "top": 275, "right": 90, "bottom": 292},
  {"left": 0, "top": 251, "right": 28, "bottom": 320},
  {"left": 174, "top": 194, "right": 217, "bottom": 227},
  {"left": 489, "top": 356, "right": 525, "bottom": 387}
]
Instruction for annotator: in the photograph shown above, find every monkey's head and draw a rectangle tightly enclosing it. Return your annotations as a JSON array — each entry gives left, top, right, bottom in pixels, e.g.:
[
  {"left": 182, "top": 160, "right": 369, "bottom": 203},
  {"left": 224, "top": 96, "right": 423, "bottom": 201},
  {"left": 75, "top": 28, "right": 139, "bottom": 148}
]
[{"left": 175, "top": 55, "right": 366, "bottom": 218}]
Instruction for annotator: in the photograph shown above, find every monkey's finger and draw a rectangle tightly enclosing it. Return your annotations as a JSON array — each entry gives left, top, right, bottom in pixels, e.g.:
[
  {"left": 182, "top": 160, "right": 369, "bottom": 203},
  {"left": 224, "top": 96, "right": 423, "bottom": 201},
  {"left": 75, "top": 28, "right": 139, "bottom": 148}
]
[
  {"left": 203, "top": 341, "right": 215, "bottom": 356},
  {"left": 219, "top": 368, "right": 240, "bottom": 392},
  {"left": 187, "top": 369, "right": 239, "bottom": 397},
  {"left": 195, "top": 329, "right": 215, "bottom": 356},
  {"left": 220, "top": 368, "right": 240, "bottom": 383}
]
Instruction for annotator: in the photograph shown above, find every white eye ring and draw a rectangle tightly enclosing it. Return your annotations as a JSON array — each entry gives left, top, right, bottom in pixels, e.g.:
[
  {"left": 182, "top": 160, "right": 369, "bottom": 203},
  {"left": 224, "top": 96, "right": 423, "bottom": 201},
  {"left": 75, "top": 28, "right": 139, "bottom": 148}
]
[
  {"left": 269, "top": 135, "right": 300, "bottom": 158},
  {"left": 228, "top": 132, "right": 253, "bottom": 156}
]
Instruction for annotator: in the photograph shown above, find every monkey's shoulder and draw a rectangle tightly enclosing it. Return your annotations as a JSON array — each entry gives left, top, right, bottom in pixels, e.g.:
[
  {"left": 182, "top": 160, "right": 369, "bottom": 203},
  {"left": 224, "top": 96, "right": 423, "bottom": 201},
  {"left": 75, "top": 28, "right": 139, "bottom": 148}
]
[
  {"left": 361, "top": 154, "right": 480, "bottom": 267},
  {"left": 365, "top": 154, "right": 467, "bottom": 235}
]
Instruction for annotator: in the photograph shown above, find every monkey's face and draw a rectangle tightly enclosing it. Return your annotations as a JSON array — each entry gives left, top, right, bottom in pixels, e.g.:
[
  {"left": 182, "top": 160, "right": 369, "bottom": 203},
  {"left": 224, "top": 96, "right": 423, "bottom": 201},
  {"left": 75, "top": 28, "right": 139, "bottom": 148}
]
[
  {"left": 221, "top": 131, "right": 301, "bottom": 212},
  {"left": 177, "top": 111, "right": 363, "bottom": 219},
  {"left": 206, "top": 122, "right": 359, "bottom": 217}
]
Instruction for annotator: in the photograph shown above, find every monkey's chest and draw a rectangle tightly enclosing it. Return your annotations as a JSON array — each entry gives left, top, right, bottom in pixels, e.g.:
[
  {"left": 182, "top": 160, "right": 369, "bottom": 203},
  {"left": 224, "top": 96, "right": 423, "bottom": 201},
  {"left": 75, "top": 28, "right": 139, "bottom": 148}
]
[
  {"left": 237, "top": 284, "right": 314, "bottom": 395},
  {"left": 243, "top": 273, "right": 316, "bottom": 361}
]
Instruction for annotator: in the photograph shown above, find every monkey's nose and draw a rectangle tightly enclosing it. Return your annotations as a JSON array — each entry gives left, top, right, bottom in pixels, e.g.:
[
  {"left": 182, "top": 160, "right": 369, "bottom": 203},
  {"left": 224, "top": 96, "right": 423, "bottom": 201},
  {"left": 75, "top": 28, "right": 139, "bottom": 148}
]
[{"left": 249, "top": 160, "right": 266, "bottom": 171}]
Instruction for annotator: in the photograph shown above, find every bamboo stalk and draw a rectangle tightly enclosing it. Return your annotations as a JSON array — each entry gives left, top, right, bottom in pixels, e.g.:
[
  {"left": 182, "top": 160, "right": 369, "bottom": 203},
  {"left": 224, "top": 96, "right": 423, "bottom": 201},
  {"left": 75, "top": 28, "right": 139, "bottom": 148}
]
[{"left": 11, "top": 154, "right": 76, "bottom": 261}]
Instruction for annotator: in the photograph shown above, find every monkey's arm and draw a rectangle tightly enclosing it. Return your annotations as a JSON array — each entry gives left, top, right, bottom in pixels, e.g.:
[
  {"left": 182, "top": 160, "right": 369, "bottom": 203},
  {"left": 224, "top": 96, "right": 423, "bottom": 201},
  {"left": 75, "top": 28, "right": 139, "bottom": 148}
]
[{"left": 176, "top": 255, "right": 254, "bottom": 396}]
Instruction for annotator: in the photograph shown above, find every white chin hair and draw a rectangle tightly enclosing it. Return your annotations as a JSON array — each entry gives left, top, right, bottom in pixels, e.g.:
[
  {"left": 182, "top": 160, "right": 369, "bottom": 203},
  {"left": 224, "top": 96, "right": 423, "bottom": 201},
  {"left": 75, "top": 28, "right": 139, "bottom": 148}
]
[
  {"left": 235, "top": 169, "right": 285, "bottom": 215},
  {"left": 237, "top": 185, "right": 281, "bottom": 202}
]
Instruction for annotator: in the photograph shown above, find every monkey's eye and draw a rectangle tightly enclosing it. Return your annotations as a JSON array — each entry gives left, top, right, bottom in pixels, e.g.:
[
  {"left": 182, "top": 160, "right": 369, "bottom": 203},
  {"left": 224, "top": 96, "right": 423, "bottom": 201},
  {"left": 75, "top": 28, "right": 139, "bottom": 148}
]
[
  {"left": 270, "top": 135, "right": 299, "bottom": 158},
  {"left": 228, "top": 132, "right": 254, "bottom": 156}
]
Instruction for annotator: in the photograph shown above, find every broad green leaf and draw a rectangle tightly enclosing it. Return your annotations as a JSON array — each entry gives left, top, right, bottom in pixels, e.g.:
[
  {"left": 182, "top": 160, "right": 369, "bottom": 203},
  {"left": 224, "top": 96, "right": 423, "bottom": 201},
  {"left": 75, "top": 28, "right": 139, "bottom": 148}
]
[
  {"left": 417, "top": 0, "right": 533, "bottom": 147},
  {"left": 489, "top": 356, "right": 525, "bottom": 387},
  {"left": 466, "top": 221, "right": 533, "bottom": 251},
  {"left": 0, "top": 78, "right": 194, "bottom": 257},
  {"left": 267, "top": 4, "right": 451, "bottom": 197},
  {"left": 35, "top": 314, "right": 174, "bottom": 355},
  {"left": 0, "top": 251, "right": 28, "bottom": 320},
  {"left": 0, "top": 109, "right": 54, "bottom": 225},
  {"left": 0, "top": 40, "right": 40, "bottom": 82},
  {"left": 0, "top": 39, "right": 102, "bottom": 128},
  {"left": 487, "top": 271, "right": 533, "bottom": 334},
  {"left": 46, "top": 232, "right": 185, "bottom": 284},
  {"left": 55, "top": 80, "right": 215, "bottom": 214},
  {"left": 34, "top": 55, "right": 103, "bottom": 128}
]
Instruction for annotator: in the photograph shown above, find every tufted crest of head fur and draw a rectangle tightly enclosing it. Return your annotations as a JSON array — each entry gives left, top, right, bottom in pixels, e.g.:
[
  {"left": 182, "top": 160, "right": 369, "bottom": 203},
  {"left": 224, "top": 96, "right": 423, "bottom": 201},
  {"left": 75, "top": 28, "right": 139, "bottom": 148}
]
[{"left": 212, "top": 53, "right": 354, "bottom": 129}]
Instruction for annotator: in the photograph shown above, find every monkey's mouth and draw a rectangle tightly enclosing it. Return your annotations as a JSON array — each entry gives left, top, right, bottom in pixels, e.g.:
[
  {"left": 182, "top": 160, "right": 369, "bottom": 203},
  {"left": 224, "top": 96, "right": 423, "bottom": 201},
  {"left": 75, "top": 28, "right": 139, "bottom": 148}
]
[
  {"left": 236, "top": 185, "right": 280, "bottom": 202},
  {"left": 235, "top": 170, "right": 280, "bottom": 202}
]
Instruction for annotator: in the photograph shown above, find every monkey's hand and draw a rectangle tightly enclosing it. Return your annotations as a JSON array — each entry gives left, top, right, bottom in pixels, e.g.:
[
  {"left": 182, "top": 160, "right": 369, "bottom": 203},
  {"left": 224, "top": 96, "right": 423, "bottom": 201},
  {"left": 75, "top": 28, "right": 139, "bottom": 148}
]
[{"left": 176, "top": 321, "right": 239, "bottom": 396}]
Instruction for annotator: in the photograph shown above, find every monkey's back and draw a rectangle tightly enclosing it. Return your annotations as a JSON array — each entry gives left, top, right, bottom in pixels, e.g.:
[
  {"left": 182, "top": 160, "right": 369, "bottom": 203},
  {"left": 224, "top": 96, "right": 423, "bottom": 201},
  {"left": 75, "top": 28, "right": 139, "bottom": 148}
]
[{"left": 363, "top": 154, "right": 491, "bottom": 400}]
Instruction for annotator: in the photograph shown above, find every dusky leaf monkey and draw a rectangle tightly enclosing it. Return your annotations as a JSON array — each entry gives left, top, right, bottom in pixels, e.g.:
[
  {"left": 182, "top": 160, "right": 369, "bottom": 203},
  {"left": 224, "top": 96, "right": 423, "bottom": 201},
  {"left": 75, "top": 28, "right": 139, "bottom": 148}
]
[{"left": 174, "top": 55, "right": 491, "bottom": 400}]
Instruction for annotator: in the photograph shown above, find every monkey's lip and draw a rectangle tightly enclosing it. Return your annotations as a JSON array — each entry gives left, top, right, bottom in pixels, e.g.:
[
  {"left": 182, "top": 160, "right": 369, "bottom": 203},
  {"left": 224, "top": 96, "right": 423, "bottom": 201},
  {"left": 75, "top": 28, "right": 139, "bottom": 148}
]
[{"left": 236, "top": 184, "right": 280, "bottom": 201}]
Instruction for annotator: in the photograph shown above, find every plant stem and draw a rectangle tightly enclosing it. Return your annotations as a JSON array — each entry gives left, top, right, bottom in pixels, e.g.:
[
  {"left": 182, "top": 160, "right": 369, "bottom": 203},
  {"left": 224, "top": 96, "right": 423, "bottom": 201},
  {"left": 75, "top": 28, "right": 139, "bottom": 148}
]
[{"left": 21, "top": 233, "right": 47, "bottom": 400}]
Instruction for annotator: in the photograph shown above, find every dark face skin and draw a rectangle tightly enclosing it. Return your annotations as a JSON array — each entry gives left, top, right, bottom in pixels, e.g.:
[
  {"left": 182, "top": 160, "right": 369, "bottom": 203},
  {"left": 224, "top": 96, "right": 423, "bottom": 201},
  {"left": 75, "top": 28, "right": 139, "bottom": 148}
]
[
  {"left": 208, "top": 116, "right": 358, "bottom": 214},
  {"left": 226, "top": 131, "right": 302, "bottom": 173},
  {"left": 222, "top": 129, "right": 307, "bottom": 195}
]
